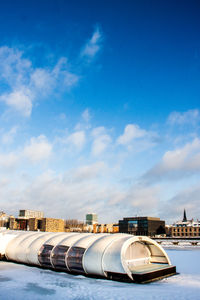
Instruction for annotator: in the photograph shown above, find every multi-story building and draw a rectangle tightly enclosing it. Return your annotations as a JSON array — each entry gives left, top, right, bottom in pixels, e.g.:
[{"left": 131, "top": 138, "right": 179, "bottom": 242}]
[
  {"left": 10, "top": 217, "right": 65, "bottom": 232},
  {"left": 8, "top": 208, "right": 64, "bottom": 232},
  {"left": 119, "top": 216, "right": 166, "bottom": 237},
  {"left": 86, "top": 213, "right": 98, "bottom": 225},
  {"left": 11, "top": 209, "right": 44, "bottom": 230},
  {"left": 170, "top": 210, "right": 200, "bottom": 237}
]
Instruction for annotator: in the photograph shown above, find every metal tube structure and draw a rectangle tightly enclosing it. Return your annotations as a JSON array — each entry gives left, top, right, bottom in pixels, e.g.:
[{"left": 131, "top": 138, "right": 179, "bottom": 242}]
[{"left": 0, "top": 230, "right": 176, "bottom": 283}]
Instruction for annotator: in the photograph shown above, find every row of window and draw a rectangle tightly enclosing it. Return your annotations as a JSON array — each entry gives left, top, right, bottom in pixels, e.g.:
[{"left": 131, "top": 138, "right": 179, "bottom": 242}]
[
  {"left": 173, "top": 233, "right": 200, "bottom": 236},
  {"left": 38, "top": 244, "right": 86, "bottom": 273},
  {"left": 172, "top": 228, "right": 199, "bottom": 232}
]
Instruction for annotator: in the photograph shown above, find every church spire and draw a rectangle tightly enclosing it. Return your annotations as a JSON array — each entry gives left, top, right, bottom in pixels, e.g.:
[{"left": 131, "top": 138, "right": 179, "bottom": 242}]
[{"left": 182, "top": 209, "right": 187, "bottom": 222}]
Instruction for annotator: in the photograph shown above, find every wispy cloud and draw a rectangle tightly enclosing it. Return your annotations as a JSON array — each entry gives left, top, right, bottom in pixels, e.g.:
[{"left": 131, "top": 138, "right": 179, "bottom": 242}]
[
  {"left": 81, "top": 27, "right": 102, "bottom": 59},
  {"left": 65, "top": 130, "right": 86, "bottom": 151},
  {"left": 109, "top": 182, "right": 160, "bottom": 215},
  {"left": 82, "top": 108, "right": 91, "bottom": 123},
  {"left": 0, "top": 152, "right": 19, "bottom": 170},
  {"left": 0, "top": 88, "right": 33, "bottom": 117},
  {"left": 0, "top": 163, "right": 159, "bottom": 221},
  {"left": 159, "top": 183, "right": 200, "bottom": 222},
  {"left": 1, "top": 126, "right": 18, "bottom": 145},
  {"left": 167, "top": 109, "right": 200, "bottom": 126},
  {"left": 0, "top": 47, "right": 79, "bottom": 117},
  {"left": 117, "top": 124, "right": 147, "bottom": 145},
  {"left": 0, "top": 46, "right": 31, "bottom": 87},
  {"left": 91, "top": 126, "right": 111, "bottom": 156},
  {"left": 0, "top": 26, "right": 103, "bottom": 118},
  {"left": 70, "top": 161, "right": 106, "bottom": 182},
  {"left": 143, "top": 138, "right": 200, "bottom": 183},
  {"left": 23, "top": 135, "right": 52, "bottom": 162}
]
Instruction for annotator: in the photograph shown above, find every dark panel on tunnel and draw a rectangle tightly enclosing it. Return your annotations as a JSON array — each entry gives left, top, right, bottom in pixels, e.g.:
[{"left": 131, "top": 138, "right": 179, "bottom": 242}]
[
  {"left": 67, "top": 247, "right": 86, "bottom": 273},
  {"left": 51, "top": 245, "right": 69, "bottom": 269},
  {"left": 38, "top": 244, "right": 53, "bottom": 267}
]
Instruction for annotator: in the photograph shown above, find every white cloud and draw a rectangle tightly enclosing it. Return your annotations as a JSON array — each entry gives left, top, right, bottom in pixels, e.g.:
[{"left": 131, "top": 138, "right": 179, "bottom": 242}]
[
  {"left": 0, "top": 152, "right": 19, "bottom": 169},
  {"left": 1, "top": 167, "right": 154, "bottom": 221},
  {"left": 0, "top": 89, "right": 33, "bottom": 117},
  {"left": 81, "top": 27, "right": 102, "bottom": 59},
  {"left": 0, "top": 46, "right": 31, "bottom": 87},
  {"left": 117, "top": 124, "right": 147, "bottom": 145},
  {"left": 82, "top": 108, "right": 90, "bottom": 123},
  {"left": 66, "top": 130, "right": 86, "bottom": 151},
  {"left": 126, "top": 184, "right": 160, "bottom": 212},
  {"left": 91, "top": 127, "right": 111, "bottom": 156},
  {"left": 0, "top": 46, "right": 79, "bottom": 117},
  {"left": 108, "top": 183, "right": 160, "bottom": 214},
  {"left": 167, "top": 109, "right": 200, "bottom": 126},
  {"left": 143, "top": 138, "right": 200, "bottom": 182},
  {"left": 71, "top": 161, "right": 106, "bottom": 182},
  {"left": 92, "top": 126, "right": 105, "bottom": 137},
  {"left": 52, "top": 57, "right": 79, "bottom": 88},
  {"left": 23, "top": 135, "right": 52, "bottom": 162},
  {"left": 3, "top": 169, "right": 111, "bottom": 219},
  {"left": 63, "top": 71, "right": 79, "bottom": 88},
  {"left": 159, "top": 183, "right": 200, "bottom": 222},
  {"left": 30, "top": 68, "right": 54, "bottom": 91},
  {"left": 74, "top": 109, "right": 91, "bottom": 131},
  {"left": 1, "top": 126, "right": 18, "bottom": 145},
  {"left": 92, "top": 135, "right": 111, "bottom": 156}
]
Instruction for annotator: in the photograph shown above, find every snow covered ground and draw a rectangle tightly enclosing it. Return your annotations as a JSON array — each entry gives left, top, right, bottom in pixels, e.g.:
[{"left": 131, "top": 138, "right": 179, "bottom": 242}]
[{"left": 0, "top": 249, "right": 200, "bottom": 300}]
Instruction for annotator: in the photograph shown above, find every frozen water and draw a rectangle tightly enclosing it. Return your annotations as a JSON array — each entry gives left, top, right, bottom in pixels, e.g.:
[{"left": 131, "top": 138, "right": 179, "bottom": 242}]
[{"left": 0, "top": 249, "right": 200, "bottom": 300}]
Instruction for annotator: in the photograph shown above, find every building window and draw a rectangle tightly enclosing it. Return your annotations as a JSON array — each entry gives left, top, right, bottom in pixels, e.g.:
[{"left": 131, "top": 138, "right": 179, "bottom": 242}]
[
  {"left": 128, "top": 220, "right": 138, "bottom": 228},
  {"left": 37, "top": 220, "right": 42, "bottom": 230}
]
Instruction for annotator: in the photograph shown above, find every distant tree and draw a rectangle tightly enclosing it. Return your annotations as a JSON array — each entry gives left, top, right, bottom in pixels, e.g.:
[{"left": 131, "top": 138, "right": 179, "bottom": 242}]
[
  {"left": 65, "top": 219, "right": 84, "bottom": 229},
  {"left": 156, "top": 225, "right": 166, "bottom": 235}
]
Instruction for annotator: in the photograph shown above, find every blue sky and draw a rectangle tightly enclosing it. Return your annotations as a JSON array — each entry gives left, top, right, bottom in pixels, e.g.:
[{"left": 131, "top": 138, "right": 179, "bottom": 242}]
[{"left": 0, "top": 0, "right": 200, "bottom": 223}]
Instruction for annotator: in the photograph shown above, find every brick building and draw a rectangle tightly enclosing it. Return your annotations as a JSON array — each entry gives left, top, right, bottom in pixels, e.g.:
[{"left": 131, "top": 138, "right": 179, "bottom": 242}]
[
  {"left": 27, "top": 217, "right": 65, "bottom": 232},
  {"left": 10, "top": 216, "right": 65, "bottom": 232},
  {"left": 169, "top": 210, "right": 200, "bottom": 237},
  {"left": 14, "top": 210, "right": 45, "bottom": 230},
  {"left": 41, "top": 218, "right": 65, "bottom": 232}
]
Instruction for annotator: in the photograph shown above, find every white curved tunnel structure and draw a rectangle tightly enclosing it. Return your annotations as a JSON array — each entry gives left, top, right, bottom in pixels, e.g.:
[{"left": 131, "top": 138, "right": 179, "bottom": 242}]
[{"left": 0, "top": 230, "right": 176, "bottom": 283}]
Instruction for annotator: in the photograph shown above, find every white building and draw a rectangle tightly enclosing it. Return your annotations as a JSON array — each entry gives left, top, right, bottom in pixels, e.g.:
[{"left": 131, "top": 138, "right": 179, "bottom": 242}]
[{"left": 18, "top": 209, "right": 44, "bottom": 219}]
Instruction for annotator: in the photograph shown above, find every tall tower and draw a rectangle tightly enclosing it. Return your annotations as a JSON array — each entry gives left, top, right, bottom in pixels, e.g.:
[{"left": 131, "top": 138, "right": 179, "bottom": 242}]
[
  {"left": 86, "top": 213, "right": 98, "bottom": 225},
  {"left": 182, "top": 209, "right": 187, "bottom": 222}
]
